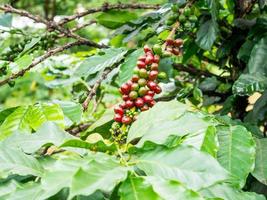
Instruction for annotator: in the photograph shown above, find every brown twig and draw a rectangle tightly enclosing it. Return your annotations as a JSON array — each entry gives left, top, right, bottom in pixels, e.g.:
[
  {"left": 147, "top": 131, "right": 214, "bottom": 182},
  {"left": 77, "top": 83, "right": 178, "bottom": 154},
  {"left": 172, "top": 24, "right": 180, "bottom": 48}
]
[
  {"left": 66, "top": 122, "right": 92, "bottom": 136},
  {"left": 0, "top": 40, "right": 92, "bottom": 87},
  {"left": 82, "top": 68, "right": 113, "bottom": 111},
  {"left": 58, "top": 3, "right": 160, "bottom": 26}
]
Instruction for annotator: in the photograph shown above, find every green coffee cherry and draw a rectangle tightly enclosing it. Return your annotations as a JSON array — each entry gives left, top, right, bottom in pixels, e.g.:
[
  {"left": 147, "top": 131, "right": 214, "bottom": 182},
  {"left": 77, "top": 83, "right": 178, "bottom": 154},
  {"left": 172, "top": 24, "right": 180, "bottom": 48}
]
[
  {"left": 178, "top": 15, "right": 186, "bottom": 23},
  {"left": 158, "top": 72, "right": 167, "bottom": 79},
  {"left": 153, "top": 44, "right": 162, "bottom": 55}
]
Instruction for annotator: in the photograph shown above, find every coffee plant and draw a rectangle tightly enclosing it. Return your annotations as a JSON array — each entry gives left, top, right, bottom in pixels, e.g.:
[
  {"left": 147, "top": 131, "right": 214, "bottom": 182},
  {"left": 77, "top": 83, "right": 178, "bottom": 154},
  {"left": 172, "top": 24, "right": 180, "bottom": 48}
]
[{"left": 0, "top": 0, "right": 267, "bottom": 199}]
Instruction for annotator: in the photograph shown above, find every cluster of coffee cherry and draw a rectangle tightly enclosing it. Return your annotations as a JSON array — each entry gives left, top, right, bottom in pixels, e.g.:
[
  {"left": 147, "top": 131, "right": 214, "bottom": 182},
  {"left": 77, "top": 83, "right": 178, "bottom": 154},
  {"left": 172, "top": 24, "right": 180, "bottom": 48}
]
[
  {"left": 164, "top": 38, "right": 183, "bottom": 56},
  {"left": 113, "top": 45, "right": 161, "bottom": 125}
]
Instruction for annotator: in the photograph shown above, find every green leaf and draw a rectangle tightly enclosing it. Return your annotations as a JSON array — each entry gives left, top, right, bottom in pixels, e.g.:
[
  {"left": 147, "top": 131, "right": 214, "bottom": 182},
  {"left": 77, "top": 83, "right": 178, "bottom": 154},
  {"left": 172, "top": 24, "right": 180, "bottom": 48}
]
[
  {"left": 53, "top": 100, "right": 83, "bottom": 124},
  {"left": 0, "top": 107, "right": 17, "bottom": 125},
  {"left": 74, "top": 48, "right": 127, "bottom": 78},
  {"left": 248, "top": 36, "right": 267, "bottom": 76},
  {"left": 0, "top": 13, "right": 12, "bottom": 27},
  {"left": 128, "top": 101, "right": 215, "bottom": 152},
  {"left": 116, "top": 49, "right": 143, "bottom": 85},
  {"left": 15, "top": 54, "right": 33, "bottom": 69},
  {"left": 196, "top": 20, "right": 218, "bottom": 51},
  {"left": 232, "top": 73, "right": 267, "bottom": 95},
  {"left": 69, "top": 158, "right": 128, "bottom": 199},
  {"left": 200, "top": 183, "right": 265, "bottom": 200},
  {"left": 0, "top": 103, "right": 65, "bottom": 140},
  {"left": 119, "top": 176, "right": 161, "bottom": 200},
  {"left": 97, "top": 10, "right": 138, "bottom": 29},
  {"left": 0, "top": 144, "right": 43, "bottom": 178},
  {"left": 252, "top": 138, "right": 267, "bottom": 185},
  {"left": 20, "top": 37, "right": 41, "bottom": 56},
  {"left": 0, "top": 181, "right": 19, "bottom": 199},
  {"left": 216, "top": 125, "right": 256, "bottom": 188},
  {"left": 145, "top": 177, "right": 205, "bottom": 200},
  {"left": 137, "top": 146, "right": 229, "bottom": 190}
]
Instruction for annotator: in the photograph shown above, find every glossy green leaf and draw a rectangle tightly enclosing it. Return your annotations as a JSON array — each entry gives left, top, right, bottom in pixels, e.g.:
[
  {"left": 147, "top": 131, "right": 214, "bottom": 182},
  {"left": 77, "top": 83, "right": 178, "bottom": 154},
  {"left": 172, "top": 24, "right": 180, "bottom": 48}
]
[
  {"left": 248, "top": 36, "right": 267, "bottom": 76},
  {"left": 119, "top": 176, "right": 161, "bottom": 200},
  {"left": 217, "top": 125, "right": 256, "bottom": 188},
  {"left": 137, "top": 146, "right": 229, "bottom": 190},
  {"left": 200, "top": 183, "right": 265, "bottom": 200},
  {"left": 97, "top": 10, "right": 138, "bottom": 29},
  {"left": 74, "top": 48, "right": 127, "bottom": 78},
  {"left": 232, "top": 73, "right": 267, "bottom": 95},
  {"left": 196, "top": 20, "right": 218, "bottom": 51},
  {"left": 252, "top": 138, "right": 267, "bottom": 185},
  {"left": 116, "top": 49, "right": 143, "bottom": 85},
  {"left": 15, "top": 54, "right": 33, "bottom": 69},
  {"left": 145, "top": 177, "right": 205, "bottom": 200}
]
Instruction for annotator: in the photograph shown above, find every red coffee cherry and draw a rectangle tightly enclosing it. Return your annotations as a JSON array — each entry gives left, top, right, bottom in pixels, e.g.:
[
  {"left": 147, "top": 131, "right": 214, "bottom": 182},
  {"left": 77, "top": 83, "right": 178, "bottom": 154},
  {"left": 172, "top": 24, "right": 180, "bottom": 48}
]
[
  {"left": 149, "top": 100, "right": 156, "bottom": 107},
  {"left": 125, "top": 100, "right": 134, "bottom": 108},
  {"left": 138, "top": 55, "right": 146, "bottom": 62},
  {"left": 114, "top": 113, "right": 123, "bottom": 122},
  {"left": 122, "top": 116, "right": 132, "bottom": 125},
  {"left": 114, "top": 106, "right": 124, "bottom": 115},
  {"left": 122, "top": 94, "right": 130, "bottom": 101},
  {"left": 166, "top": 38, "right": 174, "bottom": 45},
  {"left": 151, "top": 63, "right": 159, "bottom": 71},
  {"left": 147, "top": 81, "right": 157, "bottom": 90},
  {"left": 132, "top": 75, "right": 139, "bottom": 82},
  {"left": 147, "top": 90, "right": 155, "bottom": 97},
  {"left": 120, "top": 83, "right": 131, "bottom": 94},
  {"left": 145, "top": 55, "right": 154, "bottom": 65},
  {"left": 137, "top": 61, "right": 146, "bottom": 69},
  {"left": 120, "top": 102, "right": 127, "bottom": 109},
  {"left": 141, "top": 104, "right": 149, "bottom": 111},
  {"left": 154, "top": 86, "right": 162, "bottom": 94},
  {"left": 149, "top": 70, "right": 158, "bottom": 80},
  {"left": 143, "top": 95, "right": 153, "bottom": 104},
  {"left": 135, "top": 98, "right": 145, "bottom": 108},
  {"left": 153, "top": 55, "right": 160, "bottom": 63},
  {"left": 174, "top": 39, "right": 183, "bottom": 47},
  {"left": 144, "top": 45, "right": 152, "bottom": 53}
]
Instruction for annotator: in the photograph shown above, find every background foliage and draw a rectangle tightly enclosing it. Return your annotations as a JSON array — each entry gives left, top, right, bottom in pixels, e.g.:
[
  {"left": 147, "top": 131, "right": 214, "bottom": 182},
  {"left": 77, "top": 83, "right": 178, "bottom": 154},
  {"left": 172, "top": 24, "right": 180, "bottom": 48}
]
[{"left": 0, "top": 0, "right": 267, "bottom": 199}]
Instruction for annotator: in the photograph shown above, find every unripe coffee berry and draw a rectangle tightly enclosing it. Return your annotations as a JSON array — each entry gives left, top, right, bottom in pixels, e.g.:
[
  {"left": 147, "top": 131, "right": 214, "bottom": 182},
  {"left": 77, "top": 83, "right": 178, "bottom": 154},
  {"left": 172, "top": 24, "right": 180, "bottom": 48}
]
[
  {"left": 151, "top": 63, "right": 159, "bottom": 71},
  {"left": 139, "top": 68, "right": 148, "bottom": 78},
  {"left": 138, "top": 87, "right": 148, "bottom": 96},
  {"left": 138, "top": 78, "right": 147, "bottom": 87},
  {"left": 129, "top": 91, "right": 138, "bottom": 100},
  {"left": 132, "top": 75, "right": 139, "bottom": 82},
  {"left": 131, "top": 83, "right": 139, "bottom": 91}
]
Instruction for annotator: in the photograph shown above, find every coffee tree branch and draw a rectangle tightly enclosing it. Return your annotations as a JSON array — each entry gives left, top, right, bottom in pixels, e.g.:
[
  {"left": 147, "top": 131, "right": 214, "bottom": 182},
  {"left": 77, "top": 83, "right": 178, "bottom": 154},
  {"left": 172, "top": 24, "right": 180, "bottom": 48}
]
[
  {"left": 0, "top": 40, "right": 91, "bottom": 87},
  {"left": 58, "top": 3, "right": 160, "bottom": 26}
]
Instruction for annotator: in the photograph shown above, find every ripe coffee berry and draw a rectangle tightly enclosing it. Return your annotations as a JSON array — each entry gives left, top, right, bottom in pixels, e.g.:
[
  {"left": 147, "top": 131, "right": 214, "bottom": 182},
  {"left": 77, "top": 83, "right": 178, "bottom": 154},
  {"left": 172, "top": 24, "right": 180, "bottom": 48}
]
[
  {"left": 137, "top": 61, "right": 146, "bottom": 68},
  {"left": 138, "top": 78, "right": 147, "bottom": 87},
  {"left": 151, "top": 63, "right": 158, "bottom": 71},
  {"left": 143, "top": 95, "right": 153, "bottom": 104},
  {"left": 135, "top": 98, "right": 145, "bottom": 108},
  {"left": 141, "top": 104, "right": 149, "bottom": 111},
  {"left": 147, "top": 90, "right": 155, "bottom": 97},
  {"left": 138, "top": 55, "right": 146, "bottom": 62},
  {"left": 144, "top": 45, "right": 152, "bottom": 53},
  {"left": 154, "top": 55, "right": 160, "bottom": 63},
  {"left": 149, "top": 70, "right": 158, "bottom": 80},
  {"left": 120, "top": 102, "right": 127, "bottom": 109},
  {"left": 154, "top": 86, "right": 162, "bottom": 94},
  {"left": 114, "top": 106, "right": 124, "bottom": 115},
  {"left": 120, "top": 83, "right": 131, "bottom": 94},
  {"left": 122, "top": 94, "right": 130, "bottom": 101},
  {"left": 129, "top": 91, "right": 138, "bottom": 100},
  {"left": 122, "top": 116, "right": 132, "bottom": 125},
  {"left": 147, "top": 81, "right": 157, "bottom": 90},
  {"left": 114, "top": 114, "right": 123, "bottom": 122},
  {"left": 132, "top": 75, "right": 139, "bottom": 82},
  {"left": 125, "top": 100, "right": 134, "bottom": 108},
  {"left": 149, "top": 100, "right": 156, "bottom": 107},
  {"left": 145, "top": 55, "right": 154, "bottom": 65}
]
